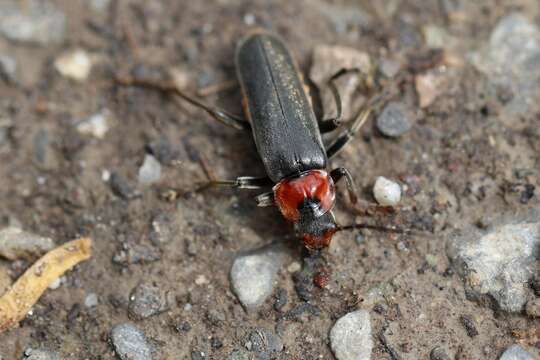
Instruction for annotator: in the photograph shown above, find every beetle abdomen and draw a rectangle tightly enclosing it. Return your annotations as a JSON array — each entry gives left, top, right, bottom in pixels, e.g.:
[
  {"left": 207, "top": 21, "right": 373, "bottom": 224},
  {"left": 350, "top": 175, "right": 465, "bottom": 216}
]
[{"left": 236, "top": 31, "right": 327, "bottom": 182}]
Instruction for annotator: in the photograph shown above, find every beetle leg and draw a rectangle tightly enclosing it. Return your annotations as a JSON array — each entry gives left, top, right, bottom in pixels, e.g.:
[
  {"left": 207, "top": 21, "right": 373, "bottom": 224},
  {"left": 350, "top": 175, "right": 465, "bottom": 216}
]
[
  {"left": 196, "top": 176, "right": 273, "bottom": 192},
  {"left": 255, "top": 191, "right": 275, "bottom": 207},
  {"left": 330, "top": 167, "right": 358, "bottom": 204},
  {"left": 116, "top": 75, "right": 250, "bottom": 131},
  {"left": 325, "top": 105, "right": 372, "bottom": 159},
  {"left": 317, "top": 68, "right": 363, "bottom": 133}
]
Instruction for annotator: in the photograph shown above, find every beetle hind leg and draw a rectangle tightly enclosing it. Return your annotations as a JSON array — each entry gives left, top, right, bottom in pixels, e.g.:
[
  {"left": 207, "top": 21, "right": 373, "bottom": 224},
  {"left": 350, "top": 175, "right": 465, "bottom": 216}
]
[
  {"left": 116, "top": 74, "right": 250, "bottom": 131},
  {"left": 325, "top": 105, "right": 372, "bottom": 159}
]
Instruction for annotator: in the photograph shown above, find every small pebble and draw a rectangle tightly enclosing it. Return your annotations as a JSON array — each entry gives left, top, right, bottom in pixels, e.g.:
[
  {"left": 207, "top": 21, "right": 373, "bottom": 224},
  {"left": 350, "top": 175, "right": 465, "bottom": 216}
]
[
  {"left": 138, "top": 154, "right": 162, "bottom": 185},
  {"left": 430, "top": 346, "right": 451, "bottom": 360},
  {"left": 191, "top": 351, "right": 206, "bottom": 360},
  {"left": 373, "top": 177, "right": 402, "bottom": 206},
  {"left": 110, "top": 323, "right": 153, "bottom": 360},
  {"left": 248, "top": 328, "right": 284, "bottom": 360},
  {"left": 525, "top": 298, "right": 540, "bottom": 318},
  {"left": 329, "top": 310, "right": 373, "bottom": 360},
  {"left": 228, "top": 350, "right": 250, "bottom": 360},
  {"left": 0, "top": 55, "right": 17, "bottom": 83},
  {"left": 287, "top": 261, "right": 301, "bottom": 273},
  {"left": 109, "top": 173, "right": 138, "bottom": 200},
  {"left": 23, "top": 348, "right": 59, "bottom": 360},
  {"left": 243, "top": 13, "right": 256, "bottom": 25},
  {"left": 376, "top": 102, "right": 412, "bottom": 137},
  {"left": 0, "top": 227, "right": 55, "bottom": 260},
  {"left": 76, "top": 111, "right": 110, "bottom": 139},
  {"left": 273, "top": 288, "right": 287, "bottom": 311},
  {"left": 54, "top": 50, "right": 92, "bottom": 81},
  {"left": 499, "top": 344, "right": 537, "bottom": 360},
  {"left": 113, "top": 242, "right": 161, "bottom": 265},
  {"left": 230, "top": 244, "right": 285, "bottom": 310},
  {"left": 195, "top": 275, "right": 208, "bottom": 285},
  {"left": 0, "top": 0, "right": 66, "bottom": 45},
  {"left": 460, "top": 315, "right": 479, "bottom": 337},
  {"left": 415, "top": 71, "right": 448, "bottom": 108},
  {"left": 148, "top": 212, "right": 177, "bottom": 246},
  {"left": 47, "top": 277, "right": 62, "bottom": 290},
  {"left": 89, "top": 0, "right": 111, "bottom": 12},
  {"left": 128, "top": 283, "right": 169, "bottom": 320},
  {"left": 379, "top": 58, "right": 401, "bottom": 78},
  {"left": 84, "top": 293, "right": 99, "bottom": 308}
]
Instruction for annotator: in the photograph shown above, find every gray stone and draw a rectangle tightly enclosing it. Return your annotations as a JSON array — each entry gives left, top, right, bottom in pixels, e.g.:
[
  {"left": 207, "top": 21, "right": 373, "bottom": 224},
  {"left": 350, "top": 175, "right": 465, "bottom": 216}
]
[
  {"left": 89, "top": 0, "right": 111, "bottom": 12},
  {"left": 33, "top": 128, "right": 59, "bottom": 170},
  {"left": 23, "top": 348, "right": 59, "bottom": 360},
  {"left": 330, "top": 310, "right": 373, "bottom": 360},
  {"left": 113, "top": 242, "right": 161, "bottom": 265},
  {"left": 138, "top": 154, "right": 162, "bottom": 185},
  {"left": 471, "top": 14, "right": 540, "bottom": 114},
  {"left": 376, "top": 102, "right": 412, "bottom": 137},
  {"left": 499, "top": 345, "right": 537, "bottom": 360},
  {"left": 430, "top": 346, "right": 451, "bottom": 360},
  {"left": 447, "top": 207, "right": 540, "bottom": 312},
  {"left": 148, "top": 212, "right": 177, "bottom": 246},
  {"left": 525, "top": 298, "right": 540, "bottom": 318},
  {"left": 0, "top": 55, "right": 17, "bottom": 83},
  {"left": 76, "top": 111, "right": 110, "bottom": 139},
  {"left": 228, "top": 350, "right": 250, "bottom": 360},
  {"left": 128, "top": 283, "right": 169, "bottom": 320},
  {"left": 230, "top": 244, "right": 286, "bottom": 310},
  {"left": 54, "top": 49, "right": 92, "bottom": 81},
  {"left": 110, "top": 323, "right": 153, "bottom": 360},
  {"left": 248, "top": 328, "right": 283, "bottom": 360},
  {"left": 0, "top": 227, "right": 55, "bottom": 260},
  {"left": 379, "top": 58, "right": 401, "bottom": 78},
  {"left": 0, "top": 0, "right": 65, "bottom": 45},
  {"left": 84, "top": 293, "right": 99, "bottom": 308}
]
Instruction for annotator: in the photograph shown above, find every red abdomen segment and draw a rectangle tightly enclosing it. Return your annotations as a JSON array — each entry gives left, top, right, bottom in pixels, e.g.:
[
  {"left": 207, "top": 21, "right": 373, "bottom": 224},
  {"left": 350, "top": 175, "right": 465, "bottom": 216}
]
[{"left": 273, "top": 170, "right": 335, "bottom": 221}]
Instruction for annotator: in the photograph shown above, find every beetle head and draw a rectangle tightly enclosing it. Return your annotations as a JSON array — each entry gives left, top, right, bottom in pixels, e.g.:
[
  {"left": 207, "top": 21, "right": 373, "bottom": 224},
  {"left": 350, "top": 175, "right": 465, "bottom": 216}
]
[{"left": 294, "top": 199, "right": 337, "bottom": 249}]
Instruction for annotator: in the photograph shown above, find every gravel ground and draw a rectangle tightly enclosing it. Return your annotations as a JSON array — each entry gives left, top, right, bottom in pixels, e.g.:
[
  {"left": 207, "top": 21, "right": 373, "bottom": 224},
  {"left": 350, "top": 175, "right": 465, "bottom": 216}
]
[{"left": 0, "top": 0, "right": 539, "bottom": 359}]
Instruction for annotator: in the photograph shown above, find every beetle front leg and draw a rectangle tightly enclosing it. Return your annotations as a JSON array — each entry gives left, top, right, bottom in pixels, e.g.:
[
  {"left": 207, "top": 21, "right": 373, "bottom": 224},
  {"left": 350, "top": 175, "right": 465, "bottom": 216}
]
[
  {"left": 330, "top": 167, "right": 358, "bottom": 204},
  {"left": 197, "top": 176, "right": 273, "bottom": 192}
]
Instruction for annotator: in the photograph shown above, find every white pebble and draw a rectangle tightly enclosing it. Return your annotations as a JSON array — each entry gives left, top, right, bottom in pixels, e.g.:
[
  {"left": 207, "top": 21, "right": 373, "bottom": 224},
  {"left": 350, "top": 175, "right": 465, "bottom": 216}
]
[
  {"left": 54, "top": 49, "right": 92, "bottom": 81},
  {"left": 194, "top": 274, "right": 208, "bottom": 285},
  {"left": 373, "top": 176, "right": 401, "bottom": 206},
  {"left": 48, "top": 276, "right": 63, "bottom": 290},
  {"left": 77, "top": 111, "right": 110, "bottom": 139},
  {"left": 84, "top": 293, "right": 99, "bottom": 308},
  {"left": 138, "top": 154, "right": 162, "bottom": 185},
  {"left": 330, "top": 310, "right": 373, "bottom": 360}
]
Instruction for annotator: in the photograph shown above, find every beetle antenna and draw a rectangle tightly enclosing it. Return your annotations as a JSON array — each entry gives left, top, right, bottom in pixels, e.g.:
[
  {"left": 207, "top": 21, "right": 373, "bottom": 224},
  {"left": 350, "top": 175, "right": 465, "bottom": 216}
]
[{"left": 336, "top": 223, "right": 424, "bottom": 235}]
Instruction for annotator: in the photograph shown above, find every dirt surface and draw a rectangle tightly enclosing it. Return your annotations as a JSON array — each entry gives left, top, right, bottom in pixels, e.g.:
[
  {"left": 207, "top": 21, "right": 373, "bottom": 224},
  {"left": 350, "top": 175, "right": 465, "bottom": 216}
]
[{"left": 0, "top": 0, "right": 539, "bottom": 359}]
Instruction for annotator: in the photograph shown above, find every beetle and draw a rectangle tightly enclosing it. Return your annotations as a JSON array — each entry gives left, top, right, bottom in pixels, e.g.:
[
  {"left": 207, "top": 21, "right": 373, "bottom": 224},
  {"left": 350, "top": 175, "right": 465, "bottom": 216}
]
[{"left": 118, "top": 30, "right": 403, "bottom": 250}]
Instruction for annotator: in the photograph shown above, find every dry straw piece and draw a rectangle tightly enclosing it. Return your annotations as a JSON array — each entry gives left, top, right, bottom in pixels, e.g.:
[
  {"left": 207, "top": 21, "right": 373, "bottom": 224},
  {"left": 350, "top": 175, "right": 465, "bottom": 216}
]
[{"left": 0, "top": 237, "right": 92, "bottom": 332}]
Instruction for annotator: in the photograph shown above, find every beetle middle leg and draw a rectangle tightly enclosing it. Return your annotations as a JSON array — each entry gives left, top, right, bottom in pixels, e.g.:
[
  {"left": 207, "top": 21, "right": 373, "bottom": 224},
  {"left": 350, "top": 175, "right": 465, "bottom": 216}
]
[
  {"left": 317, "top": 68, "right": 363, "bottom": 133},
  {"left": 330, "top": 167, "right": 358, "bottom": 204},
  {"left": 197, "top": 175, "right": 273, "bottom": 192},
  {"left": 116, "top": 75, "right": 250, "bottom": 131}
]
